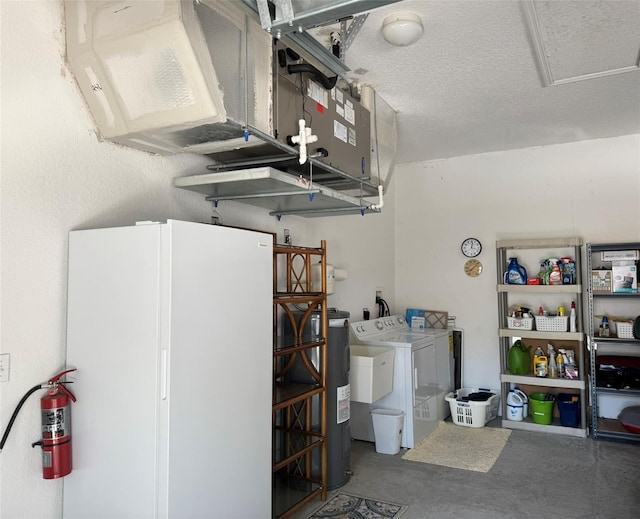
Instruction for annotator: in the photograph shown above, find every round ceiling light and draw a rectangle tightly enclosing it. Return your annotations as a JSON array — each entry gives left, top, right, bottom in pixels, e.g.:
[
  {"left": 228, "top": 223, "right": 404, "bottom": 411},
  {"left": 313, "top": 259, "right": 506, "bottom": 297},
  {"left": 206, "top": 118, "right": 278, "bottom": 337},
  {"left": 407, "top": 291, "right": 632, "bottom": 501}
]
[{"left": 381, "top": 13, "right": 424, "bottom": 47}]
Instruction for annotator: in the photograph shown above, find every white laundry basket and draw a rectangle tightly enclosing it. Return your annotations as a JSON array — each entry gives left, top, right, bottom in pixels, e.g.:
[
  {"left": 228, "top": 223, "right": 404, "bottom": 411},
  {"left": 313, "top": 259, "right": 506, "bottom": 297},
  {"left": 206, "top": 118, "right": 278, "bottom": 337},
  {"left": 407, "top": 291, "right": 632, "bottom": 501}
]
[{"left": 371, "top": 409, "right": 404, "bottom": 454}]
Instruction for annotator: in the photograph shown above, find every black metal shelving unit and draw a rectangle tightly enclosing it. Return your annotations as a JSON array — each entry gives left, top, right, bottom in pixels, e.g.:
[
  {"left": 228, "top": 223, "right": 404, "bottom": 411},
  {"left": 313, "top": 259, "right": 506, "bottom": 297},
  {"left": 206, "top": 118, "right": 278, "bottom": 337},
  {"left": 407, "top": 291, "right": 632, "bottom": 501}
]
[{"left": 587, "top": 242, "right": 640, "bottom": 441}]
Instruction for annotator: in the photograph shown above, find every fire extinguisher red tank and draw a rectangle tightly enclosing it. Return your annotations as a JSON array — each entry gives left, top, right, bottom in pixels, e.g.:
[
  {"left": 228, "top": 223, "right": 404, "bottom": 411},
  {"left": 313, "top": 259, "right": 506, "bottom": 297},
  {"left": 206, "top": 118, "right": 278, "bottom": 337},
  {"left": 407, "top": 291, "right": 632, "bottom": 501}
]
[{"left": 33, "top": 369, "right": 77, "bottom": 479}]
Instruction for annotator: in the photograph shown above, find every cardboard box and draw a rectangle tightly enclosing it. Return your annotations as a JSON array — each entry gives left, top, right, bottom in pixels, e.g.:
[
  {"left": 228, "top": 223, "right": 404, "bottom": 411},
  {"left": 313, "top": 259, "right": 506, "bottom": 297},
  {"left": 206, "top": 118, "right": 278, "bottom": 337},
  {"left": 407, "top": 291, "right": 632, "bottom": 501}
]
[
  {"left": 405, "top": 308, "right": 427, "bottom": 329},
  {"left": 410, "top": 316, "right": 426, "bottom": 329},
  {"left": 601, "top": 250, "right": 640, "bottom": 262},
  {"left": 592, "top": 270, "right": 612, "bottom": 293},
  {"left": 612, "top": 264, "right": 638, "bottom": 293}
]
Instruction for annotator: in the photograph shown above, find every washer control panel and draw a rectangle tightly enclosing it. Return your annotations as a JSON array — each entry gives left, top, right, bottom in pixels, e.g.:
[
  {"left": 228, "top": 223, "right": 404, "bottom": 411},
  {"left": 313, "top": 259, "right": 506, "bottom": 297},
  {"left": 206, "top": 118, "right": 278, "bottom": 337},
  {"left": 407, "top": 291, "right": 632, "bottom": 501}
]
[{"left": 350, "top": 315, "right": 409, "bottom": 340}]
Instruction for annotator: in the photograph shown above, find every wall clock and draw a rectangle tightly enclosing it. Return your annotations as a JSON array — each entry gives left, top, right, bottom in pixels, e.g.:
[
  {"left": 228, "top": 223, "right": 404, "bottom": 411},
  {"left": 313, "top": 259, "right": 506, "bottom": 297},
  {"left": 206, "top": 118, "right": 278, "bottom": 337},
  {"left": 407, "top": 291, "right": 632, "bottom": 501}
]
[
  {"left": 464, "top": 259, "right": 483, "bottom": 277},
  {"left": 461, "top": 237, "right": 482, "bottom": 258}
]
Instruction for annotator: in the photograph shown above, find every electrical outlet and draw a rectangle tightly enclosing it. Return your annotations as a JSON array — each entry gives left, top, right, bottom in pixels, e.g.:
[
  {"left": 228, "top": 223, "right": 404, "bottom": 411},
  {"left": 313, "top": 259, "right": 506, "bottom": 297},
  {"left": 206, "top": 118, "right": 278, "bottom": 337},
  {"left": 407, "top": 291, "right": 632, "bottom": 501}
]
[
  {"left": 0, "top": 353, "right": 9, "bottom": 383},
  {"left": 376, "top": 288, "right": 383, "bottom": 299}
]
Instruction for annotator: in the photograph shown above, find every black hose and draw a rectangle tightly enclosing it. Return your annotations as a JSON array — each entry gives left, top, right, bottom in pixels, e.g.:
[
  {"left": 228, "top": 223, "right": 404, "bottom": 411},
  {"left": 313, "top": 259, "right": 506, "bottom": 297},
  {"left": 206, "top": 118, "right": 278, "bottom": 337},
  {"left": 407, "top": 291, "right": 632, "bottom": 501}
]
[
  {"left": 377, "top": 297, "right": 390, "bottom": 318},
  {"left": 287, "top": 64, "right": 338, "bottom": 90},
  {"left": 0, "top": 384, "right": 43, "bottom": 451}
]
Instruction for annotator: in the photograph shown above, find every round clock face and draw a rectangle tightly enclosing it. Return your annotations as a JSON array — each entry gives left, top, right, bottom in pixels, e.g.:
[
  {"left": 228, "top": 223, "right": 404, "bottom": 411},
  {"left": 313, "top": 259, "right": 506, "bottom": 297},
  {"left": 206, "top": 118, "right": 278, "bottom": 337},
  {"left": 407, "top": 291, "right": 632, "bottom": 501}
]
[
  {"left": 464, "top": 259, "right": 483, "bottom": 277},
  {"left": 461, "top": 237, "right": 482, "bottom": 258}
]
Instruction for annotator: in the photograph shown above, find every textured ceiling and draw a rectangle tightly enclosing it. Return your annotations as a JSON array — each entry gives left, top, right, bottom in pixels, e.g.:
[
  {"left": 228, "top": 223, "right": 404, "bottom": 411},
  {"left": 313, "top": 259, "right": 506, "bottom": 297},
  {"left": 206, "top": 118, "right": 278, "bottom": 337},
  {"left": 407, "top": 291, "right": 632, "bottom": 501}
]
[{"left": 316, "top": 0, "right": 640, "bottom": 163}]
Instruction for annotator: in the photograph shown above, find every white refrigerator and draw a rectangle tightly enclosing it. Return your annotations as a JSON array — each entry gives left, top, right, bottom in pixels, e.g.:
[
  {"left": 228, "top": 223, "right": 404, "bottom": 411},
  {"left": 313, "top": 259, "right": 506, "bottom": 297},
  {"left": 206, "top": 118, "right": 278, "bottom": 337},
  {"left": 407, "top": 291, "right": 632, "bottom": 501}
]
[{"left": 63, "top": 220, "right": 273, "bottom": 519}]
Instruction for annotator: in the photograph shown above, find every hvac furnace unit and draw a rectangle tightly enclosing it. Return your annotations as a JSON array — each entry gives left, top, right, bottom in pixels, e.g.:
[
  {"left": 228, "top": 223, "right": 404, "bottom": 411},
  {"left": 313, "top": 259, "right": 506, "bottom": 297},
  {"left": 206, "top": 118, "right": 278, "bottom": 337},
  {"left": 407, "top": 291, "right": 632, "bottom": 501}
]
[{"left": 64, "top": 0, "right": 395, "bottom": 196}]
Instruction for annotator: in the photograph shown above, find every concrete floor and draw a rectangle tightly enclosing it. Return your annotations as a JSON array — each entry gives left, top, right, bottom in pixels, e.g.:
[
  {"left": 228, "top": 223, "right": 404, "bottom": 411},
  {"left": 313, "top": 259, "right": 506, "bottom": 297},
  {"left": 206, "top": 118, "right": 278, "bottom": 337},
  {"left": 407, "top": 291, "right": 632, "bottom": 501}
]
[{"left": 293, "top": 425, "right": 640, "bottom": 519}]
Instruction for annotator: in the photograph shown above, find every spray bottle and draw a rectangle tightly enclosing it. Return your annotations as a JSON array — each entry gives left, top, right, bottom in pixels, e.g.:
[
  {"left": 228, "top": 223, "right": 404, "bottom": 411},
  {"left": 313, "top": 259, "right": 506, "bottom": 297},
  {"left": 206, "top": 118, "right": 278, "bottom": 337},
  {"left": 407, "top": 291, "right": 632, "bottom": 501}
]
[
  {"left": 569, "top": 301, "right": 577, "bottom": 333},
  {"left": 548, "top": 344, "right": 558, "bottom": 378}
]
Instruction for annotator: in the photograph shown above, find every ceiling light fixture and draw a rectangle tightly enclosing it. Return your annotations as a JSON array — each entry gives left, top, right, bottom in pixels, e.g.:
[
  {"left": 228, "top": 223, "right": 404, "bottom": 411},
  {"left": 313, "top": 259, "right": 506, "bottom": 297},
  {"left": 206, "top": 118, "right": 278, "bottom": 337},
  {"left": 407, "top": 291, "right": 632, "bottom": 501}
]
[{"left": 381, "top": 12, "right": 423, "bottom": 47}]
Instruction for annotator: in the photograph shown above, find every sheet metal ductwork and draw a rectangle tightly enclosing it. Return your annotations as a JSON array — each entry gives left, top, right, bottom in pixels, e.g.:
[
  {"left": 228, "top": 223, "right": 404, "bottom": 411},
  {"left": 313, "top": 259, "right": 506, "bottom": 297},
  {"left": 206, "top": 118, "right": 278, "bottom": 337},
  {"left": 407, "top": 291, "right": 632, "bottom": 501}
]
[
  {"left": 65, "top": 1, "right": 275, "bottom": 156},
  {"left": 65, "top": 0, "right": 397, "bottom": 213}
]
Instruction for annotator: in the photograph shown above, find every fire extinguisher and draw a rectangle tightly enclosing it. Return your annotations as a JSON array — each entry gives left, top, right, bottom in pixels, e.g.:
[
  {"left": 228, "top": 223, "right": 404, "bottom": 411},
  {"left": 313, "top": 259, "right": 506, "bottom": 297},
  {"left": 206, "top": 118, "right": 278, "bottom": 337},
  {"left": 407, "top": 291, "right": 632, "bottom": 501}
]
[{"left": 0, "top": 369, "right": 76, "bottom": 479}]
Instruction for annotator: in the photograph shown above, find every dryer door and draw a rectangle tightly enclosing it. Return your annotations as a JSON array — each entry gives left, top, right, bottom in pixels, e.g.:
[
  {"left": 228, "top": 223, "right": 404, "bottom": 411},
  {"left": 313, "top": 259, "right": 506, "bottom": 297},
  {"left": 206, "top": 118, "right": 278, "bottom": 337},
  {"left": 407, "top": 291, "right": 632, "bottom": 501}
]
[{"left": 411, "top": 340, "right": 439, "bottom": 445}]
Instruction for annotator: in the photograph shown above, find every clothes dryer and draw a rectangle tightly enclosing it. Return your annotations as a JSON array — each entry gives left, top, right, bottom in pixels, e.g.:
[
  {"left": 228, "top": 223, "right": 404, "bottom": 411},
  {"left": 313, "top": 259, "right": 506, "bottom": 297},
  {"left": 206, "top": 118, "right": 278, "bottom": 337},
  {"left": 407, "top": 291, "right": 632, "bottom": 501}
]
[{"left": 349, "top": 315, "right": 452, "bottom": 449}]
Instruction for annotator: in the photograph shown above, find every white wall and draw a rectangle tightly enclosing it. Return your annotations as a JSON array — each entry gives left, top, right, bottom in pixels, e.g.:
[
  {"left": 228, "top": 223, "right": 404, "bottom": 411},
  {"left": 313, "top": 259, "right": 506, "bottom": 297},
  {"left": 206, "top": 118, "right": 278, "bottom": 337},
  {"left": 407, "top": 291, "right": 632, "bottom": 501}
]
[
  {"left": 394, "top": 136, "right": 640, "bottom": 390},
  {"left": 0, "top": 3, "right": 392, "bottom": 517},
  {"left": 312, "top": 197, "right": 396, "bottom": 320}
]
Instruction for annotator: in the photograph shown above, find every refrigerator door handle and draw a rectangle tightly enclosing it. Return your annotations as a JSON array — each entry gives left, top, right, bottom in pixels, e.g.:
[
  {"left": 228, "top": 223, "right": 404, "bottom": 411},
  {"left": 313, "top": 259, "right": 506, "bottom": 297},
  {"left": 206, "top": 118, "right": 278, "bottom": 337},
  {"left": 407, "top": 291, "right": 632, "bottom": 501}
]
[{"left": 161, "top": 349, "right": 168, "bottom": 400}]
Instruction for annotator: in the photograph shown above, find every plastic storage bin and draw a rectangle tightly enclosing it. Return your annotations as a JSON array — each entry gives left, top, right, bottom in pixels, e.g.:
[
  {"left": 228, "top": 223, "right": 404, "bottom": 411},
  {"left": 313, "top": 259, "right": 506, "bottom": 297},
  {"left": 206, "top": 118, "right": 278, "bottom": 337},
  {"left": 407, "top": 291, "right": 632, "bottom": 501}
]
[
  {"left": 506, "top": 316, "right": 533, "bottom": 330},
  {"left": 445, "top": 388, "right": 500, "bottom": 428},
  {"left": 529, "top": 393, "right": 554, "bottom": 425},
  {"left": 534, "top": 315, "right": 568, "bottom": 332},
  {"left": 557, "top": 393, "right": 580, "bottom": 427},
  {"left": 615, "top": 321, "right": 635, "bottom": 339},
  {"left": 371, "top": 409, "right": 404, "bottom": 454}
]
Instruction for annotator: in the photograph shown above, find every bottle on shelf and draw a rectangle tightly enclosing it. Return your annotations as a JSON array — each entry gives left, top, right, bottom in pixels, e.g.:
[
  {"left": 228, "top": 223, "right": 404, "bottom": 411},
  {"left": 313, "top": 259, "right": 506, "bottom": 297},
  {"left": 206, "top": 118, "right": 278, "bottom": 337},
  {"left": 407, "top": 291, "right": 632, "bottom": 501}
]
[
  {"left": 549, "top": 262, "right": 563, "bottom": 285},
  {"left": 557, "top": 348, "right": 566, "bottom": 378},
  {"left": 569, "top": 301, "right": 577, "bottom": 333},
  {"left": 561, "top": 257, "right": 576, "bottom": 285},
  {"left": 548, "top": 344, "right": 558, "bottom": 378},
  {"left": 533, "top": 346, "right": 548, "bottom": 377},
  {"left": 599, "top": 316, "right": 610, "bottom": 337},
  {"left": 505, "top": 257, "right": 528, "bottom": 284},
  {"left": 565, "top": 350, "right": 578, "bottom": 379}
]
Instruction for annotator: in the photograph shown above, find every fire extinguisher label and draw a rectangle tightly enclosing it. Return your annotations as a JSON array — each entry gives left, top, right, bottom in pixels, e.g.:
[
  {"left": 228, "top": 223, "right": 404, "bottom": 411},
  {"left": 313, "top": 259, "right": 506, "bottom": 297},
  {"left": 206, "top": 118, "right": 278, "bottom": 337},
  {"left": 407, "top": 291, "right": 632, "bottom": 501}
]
[
  {"left": 42, "top": 450, "right": 52, "bottom": 468},
  {"left": 41, "top": 405, "right": 70, "bottom": 439}
]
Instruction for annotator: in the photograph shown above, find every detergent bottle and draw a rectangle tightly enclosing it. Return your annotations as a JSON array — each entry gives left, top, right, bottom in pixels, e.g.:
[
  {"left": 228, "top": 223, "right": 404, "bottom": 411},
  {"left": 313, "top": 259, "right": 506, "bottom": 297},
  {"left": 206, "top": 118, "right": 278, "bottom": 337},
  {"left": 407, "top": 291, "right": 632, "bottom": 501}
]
[
  {"left": 513, "top": 387, "right": 529, "bottom": 418},
  {"left": 506, "top": 389, "right": 524, "bottom": 421},
  {"left": 504, "top": 258, "right": 528, "bottom": 284},
  {"left": 533, "top": 346, "right": 548, "bottom": 377}
]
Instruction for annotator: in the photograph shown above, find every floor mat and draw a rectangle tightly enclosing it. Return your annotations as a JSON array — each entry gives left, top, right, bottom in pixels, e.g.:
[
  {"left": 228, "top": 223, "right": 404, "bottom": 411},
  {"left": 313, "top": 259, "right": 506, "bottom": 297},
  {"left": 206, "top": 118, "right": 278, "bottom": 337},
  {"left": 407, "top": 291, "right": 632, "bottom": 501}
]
[
  {"left": 307, "top": 492, "right": 406, "bottom": 519},
  {"left": 401, "top": 421, "right": 511, "bottom": 473}
]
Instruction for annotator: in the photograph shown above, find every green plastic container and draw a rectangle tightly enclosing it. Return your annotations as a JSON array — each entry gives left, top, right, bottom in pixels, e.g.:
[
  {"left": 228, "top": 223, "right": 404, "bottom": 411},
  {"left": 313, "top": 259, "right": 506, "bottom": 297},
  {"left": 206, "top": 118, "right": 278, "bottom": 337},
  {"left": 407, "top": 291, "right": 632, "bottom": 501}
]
[{"left": 529, "top": 393, "right": 554, "bottom": 425}]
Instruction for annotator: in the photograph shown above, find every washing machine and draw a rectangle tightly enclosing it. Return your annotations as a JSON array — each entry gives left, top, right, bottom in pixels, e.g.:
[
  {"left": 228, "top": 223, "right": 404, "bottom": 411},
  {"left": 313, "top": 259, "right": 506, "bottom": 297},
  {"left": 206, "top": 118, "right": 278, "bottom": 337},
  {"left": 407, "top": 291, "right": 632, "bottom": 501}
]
[{"left": 349, "top": 315, "right": 452, "bottom": 449}]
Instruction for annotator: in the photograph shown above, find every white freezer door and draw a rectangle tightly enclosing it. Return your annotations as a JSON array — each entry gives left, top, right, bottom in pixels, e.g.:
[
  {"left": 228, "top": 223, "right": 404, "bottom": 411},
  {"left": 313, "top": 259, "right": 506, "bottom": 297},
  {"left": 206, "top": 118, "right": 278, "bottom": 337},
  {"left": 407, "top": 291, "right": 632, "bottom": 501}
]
[
  {"left": 163, "top": 220, "right": 272, "bottom": 518},
  {"left": 64, "top": 221, "right": 272, "bottom": 518}
]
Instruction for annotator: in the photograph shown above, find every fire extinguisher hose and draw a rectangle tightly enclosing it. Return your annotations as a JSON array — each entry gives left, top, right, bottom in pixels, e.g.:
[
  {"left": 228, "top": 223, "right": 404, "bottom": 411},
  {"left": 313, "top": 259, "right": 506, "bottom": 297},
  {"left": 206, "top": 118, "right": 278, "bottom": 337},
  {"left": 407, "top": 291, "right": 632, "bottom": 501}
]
[{"left": 0, "top": 383, "right": 44, "bottom": 452}]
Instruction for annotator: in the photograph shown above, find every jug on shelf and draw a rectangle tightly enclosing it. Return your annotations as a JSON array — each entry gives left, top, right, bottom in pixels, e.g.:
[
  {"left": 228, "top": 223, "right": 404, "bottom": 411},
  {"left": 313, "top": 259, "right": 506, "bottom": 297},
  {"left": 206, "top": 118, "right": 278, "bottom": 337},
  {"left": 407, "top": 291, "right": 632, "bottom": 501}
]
[
  {"left": 512, "top": 387, "right": 529, "bottom": 418},
  {"left": 507, "top": 340, "right": 531, "bottom": 375},
  {"left": 504, "top": 258, "right": 528, "bottom": 284},
  {"left": 506, "top": 389, "right": 525, "bottom": 421}
]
